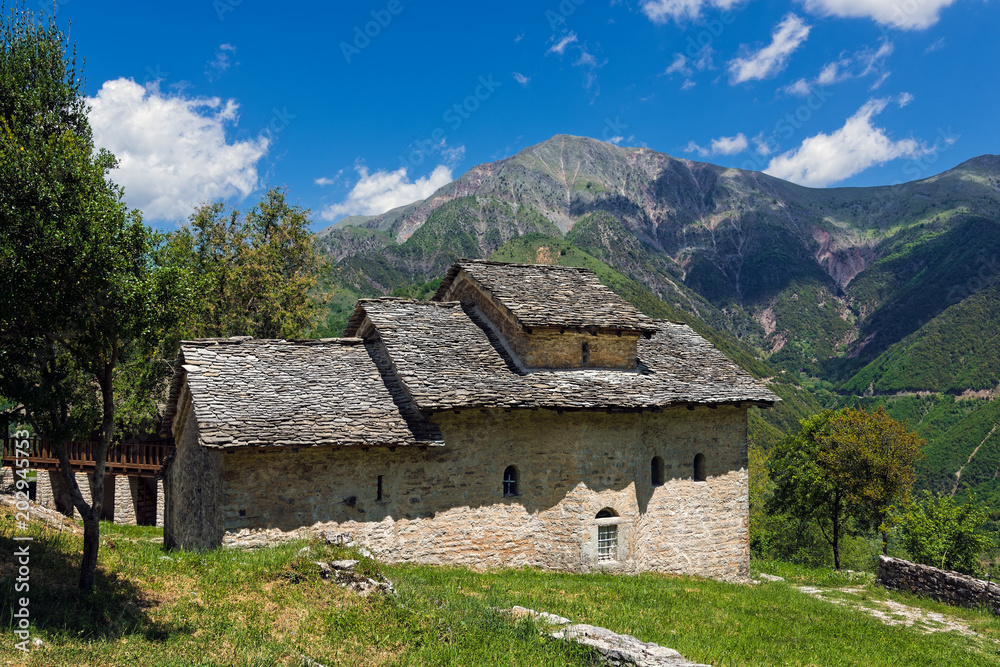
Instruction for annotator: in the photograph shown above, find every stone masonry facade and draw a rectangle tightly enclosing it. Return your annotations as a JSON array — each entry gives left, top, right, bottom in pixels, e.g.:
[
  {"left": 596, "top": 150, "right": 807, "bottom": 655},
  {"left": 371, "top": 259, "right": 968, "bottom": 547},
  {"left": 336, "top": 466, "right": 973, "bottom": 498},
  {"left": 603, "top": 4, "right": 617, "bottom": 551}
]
[{"left": 167, "top": 405, "right": 749, "bottom": 578}]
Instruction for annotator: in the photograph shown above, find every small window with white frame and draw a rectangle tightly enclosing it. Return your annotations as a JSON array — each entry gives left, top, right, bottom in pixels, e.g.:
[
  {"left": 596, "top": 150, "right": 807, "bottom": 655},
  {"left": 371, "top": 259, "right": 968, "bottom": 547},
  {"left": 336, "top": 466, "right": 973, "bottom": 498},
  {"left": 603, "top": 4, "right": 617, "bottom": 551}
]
[{"left": 595, "top": 508, "right": 620, "bottom": 562}]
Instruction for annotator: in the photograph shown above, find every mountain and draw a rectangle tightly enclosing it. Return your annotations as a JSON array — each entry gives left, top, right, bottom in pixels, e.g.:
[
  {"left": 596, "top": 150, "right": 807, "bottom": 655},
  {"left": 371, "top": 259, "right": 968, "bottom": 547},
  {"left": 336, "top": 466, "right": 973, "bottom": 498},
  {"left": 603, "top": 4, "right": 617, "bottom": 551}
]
[{"left": 316, "top": 134, "right": 1000, "bottom": 501}]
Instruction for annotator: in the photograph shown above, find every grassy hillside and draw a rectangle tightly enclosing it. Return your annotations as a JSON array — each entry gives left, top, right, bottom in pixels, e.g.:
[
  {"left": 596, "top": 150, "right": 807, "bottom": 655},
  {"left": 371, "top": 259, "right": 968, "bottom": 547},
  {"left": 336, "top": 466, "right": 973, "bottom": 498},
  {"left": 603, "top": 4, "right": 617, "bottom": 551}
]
[
  {"left": 3, "top": 507, "right": 999, "bottom": 666},
  {"left": 843, "top": 284, "right": 1000, "bottom": 395}
]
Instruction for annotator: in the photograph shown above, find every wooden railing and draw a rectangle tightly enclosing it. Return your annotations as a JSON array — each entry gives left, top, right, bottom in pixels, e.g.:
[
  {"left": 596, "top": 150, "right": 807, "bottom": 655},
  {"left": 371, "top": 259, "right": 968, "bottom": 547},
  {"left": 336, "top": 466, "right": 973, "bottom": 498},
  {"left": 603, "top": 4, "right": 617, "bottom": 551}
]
[{"left": 1, "top": 435, "right": 174, "bottom": 477}]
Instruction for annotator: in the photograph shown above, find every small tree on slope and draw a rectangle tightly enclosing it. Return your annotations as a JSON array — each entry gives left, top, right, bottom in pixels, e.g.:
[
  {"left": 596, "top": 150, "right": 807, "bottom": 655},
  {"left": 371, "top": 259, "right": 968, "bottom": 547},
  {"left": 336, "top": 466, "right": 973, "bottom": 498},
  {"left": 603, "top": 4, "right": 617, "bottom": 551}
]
[{"left": 768, "top": 407, "right": 924, "bottom": 570}]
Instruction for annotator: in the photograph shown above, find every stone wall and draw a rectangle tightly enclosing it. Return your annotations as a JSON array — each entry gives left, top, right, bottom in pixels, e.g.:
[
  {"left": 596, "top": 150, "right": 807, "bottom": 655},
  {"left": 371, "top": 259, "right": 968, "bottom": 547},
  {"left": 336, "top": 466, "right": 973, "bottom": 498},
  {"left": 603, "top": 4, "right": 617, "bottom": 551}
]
[
  {"left": 876, "top": 555, "right": 1000, "bottom": 612},
  {"left": 163, "top": 393, "right": 224, "bottom": 549},
  {"left": 27, "top": 470, "right": 161, "bottom": 525},
  {"left": 191, "top": 405, "right": 749, "bottom": 579}
]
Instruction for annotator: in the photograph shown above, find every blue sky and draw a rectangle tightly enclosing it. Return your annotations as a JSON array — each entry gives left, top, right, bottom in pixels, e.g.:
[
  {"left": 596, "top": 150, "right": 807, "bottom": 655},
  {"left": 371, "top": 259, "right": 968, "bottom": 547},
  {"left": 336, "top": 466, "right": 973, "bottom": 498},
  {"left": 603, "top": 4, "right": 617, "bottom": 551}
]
[{"left": 49, "top": 0, "right": 1000, "bottom": 229}]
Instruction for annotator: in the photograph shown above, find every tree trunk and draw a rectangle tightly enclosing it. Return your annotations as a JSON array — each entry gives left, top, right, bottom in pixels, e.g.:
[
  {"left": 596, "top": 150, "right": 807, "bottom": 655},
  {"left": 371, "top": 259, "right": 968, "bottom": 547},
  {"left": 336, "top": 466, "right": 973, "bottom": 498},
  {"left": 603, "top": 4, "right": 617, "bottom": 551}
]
[
  {"left": 832, "top": 492, "right": 842, "bottom": 571},
  {"left": 76, "top": 361, "right": 116, "bottom": 590},
  {"left": 79, "top": 513, "right": 101, "bottom": 589}
]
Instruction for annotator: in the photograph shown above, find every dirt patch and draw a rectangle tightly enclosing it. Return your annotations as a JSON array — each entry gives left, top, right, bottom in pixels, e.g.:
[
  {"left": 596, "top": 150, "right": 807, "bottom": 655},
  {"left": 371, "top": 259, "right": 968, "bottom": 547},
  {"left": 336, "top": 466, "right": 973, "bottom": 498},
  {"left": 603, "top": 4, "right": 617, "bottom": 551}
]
[
  {"left": 797, "top": 586, "right": 977, "bottom": 636},
  {"left": 534, "top": 246, "right": 555, "bottom": 265}
]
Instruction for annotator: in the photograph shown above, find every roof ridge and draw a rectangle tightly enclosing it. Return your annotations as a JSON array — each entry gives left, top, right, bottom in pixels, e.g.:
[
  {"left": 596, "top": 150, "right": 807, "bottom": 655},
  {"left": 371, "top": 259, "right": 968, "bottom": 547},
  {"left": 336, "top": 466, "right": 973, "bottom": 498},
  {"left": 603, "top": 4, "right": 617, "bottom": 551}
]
[
  {"left": 456, "top": 258, "right": 593, "bottom": 273},
  {"left": 181, "top": 337, "right": 366, "bottom": 347},
  {"left": 357, "top": 298, "right": 460, "bottom": 307}
]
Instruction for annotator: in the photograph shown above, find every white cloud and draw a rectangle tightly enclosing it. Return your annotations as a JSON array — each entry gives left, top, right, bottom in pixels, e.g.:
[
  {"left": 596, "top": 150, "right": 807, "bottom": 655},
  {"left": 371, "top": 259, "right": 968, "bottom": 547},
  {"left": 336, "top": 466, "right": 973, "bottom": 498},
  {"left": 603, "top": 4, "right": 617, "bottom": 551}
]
[
  {"left": 315, "top": 176, "right": 339, "bottom": 186},
  {"left": 320, "top": 165, "right": 453, "bottom": 221},
  {"left": 783, "top": 78, "right": 813, "bottom": 96},
  {"left": 665, "top": 53, "right": 690, "bottom": 76},
  {"left": 799, "top": 0, "right": 959, "bottom": 29},
  {"left": 547, "top": 32, "right": 578, "bottom": 55},
  {"left": 87, "top": 78, "right": 269, "bottom": 223},
  {"left": 681, "top": 78, "right": 697, "bottom": 90},
  {"left": 782, "top": 38, "right": 893, "bottom": 95},
  {"left": 206, "top": 43, "right": 237, "bottom": 82},
  {"left": 898, "top": 91, "right": 914, "bottom": 107},
  {"left": 925, "top": 37, "right": 946, "bottom": 52},
  {"left": 764, "top": 98, "right": 926, "bottom": 187},
  {"left": 684, "top": 133, "right": 748, "bottom": 157},
  {"left": 753, "top": 133, "right": 775, "bottom": 155},
  {"left": 729, "top": 14, "right": 811, "bottom": 84},
  {"left": 684, "top": 140, "right": 710, "bottom": 157},
  {"left": 513, "top": 72, "right": 531, "bottom": 86},
  {"left": 712, "top": 133, "right": 749, "bottom": 155},
  {"left": 641, "top": 0, "right": 742, "bottom": 23}
]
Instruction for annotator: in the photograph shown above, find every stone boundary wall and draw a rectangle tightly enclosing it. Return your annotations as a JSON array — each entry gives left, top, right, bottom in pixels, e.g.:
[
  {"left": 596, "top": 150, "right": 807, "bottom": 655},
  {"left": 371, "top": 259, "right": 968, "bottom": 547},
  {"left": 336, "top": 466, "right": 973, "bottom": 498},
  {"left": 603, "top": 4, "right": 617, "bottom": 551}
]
[{"left": 875, "top": 555, "right": 1000, "bottom": 613}]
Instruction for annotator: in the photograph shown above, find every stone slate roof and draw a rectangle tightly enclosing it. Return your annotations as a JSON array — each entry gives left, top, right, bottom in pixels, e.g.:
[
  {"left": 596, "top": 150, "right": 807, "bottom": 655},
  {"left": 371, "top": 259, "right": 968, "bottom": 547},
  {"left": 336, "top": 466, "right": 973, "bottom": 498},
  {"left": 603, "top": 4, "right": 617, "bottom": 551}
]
[
  {"left": 433, "top": 260, "right": 658, "bottom": 334},
  {"left": 163, "top": 261, "right": 778, "bottom": 449},
  {"left": 346, "top": 299, "right": 777, "bottom": 412},
  {"left": 161, "top": 337, "right": 443, "bottom": 449}
]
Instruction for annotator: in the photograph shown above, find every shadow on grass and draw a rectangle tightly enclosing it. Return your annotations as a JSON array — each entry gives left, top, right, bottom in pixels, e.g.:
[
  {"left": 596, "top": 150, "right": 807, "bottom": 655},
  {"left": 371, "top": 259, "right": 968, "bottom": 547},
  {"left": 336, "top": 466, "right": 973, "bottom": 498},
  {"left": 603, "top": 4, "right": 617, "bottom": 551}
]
[{"left": 0, "top": 527, "right": 182, "bottom": 642}]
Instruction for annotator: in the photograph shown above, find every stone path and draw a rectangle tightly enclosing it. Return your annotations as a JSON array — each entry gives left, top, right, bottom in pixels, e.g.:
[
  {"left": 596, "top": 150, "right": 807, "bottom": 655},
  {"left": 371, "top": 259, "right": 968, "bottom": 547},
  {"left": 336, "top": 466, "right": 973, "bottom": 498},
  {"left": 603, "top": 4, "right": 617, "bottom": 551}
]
[
  {"left": 796, "top": 585, "right": 977, "bottom": 636},
  {"left": 509, "top": 606, "right": 710, "bottom": 667}
]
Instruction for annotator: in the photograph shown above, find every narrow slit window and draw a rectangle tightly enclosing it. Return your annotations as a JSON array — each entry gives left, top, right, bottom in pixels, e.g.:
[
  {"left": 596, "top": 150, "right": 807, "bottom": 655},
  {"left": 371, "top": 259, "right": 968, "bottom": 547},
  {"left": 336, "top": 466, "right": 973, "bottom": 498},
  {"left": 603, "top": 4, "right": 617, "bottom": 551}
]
[
  {"left": 377, "top": 475, "right": 383, "bottom": 501},
  {"left": 651, "top": 456, "right": 664, "bottom": 487},
  {"left": 503, "top": 465, "right": 519, "bottom": 497},
  {"left": 693, "top": 453, "right": 706, "bottom": 482},
  {"left": 581, "top": 341, "right": 590, "bottom": 366}
]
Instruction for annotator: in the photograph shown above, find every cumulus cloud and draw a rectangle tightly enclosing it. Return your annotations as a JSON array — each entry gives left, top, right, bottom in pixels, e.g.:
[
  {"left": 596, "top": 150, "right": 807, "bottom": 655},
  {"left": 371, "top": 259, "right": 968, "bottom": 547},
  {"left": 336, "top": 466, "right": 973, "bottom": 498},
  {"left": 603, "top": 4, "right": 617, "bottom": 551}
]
[
  {"left": 799, "top": 0, "right": 959, "bottom": 29},
  {"left": 684, "top": 133, "right": 749, "bottom": 157},
  {"left": 764, "top": 98, "right": 926, "bottom": 187},
  {"left": 87, "top": 78, "right": 269, "bottom": 223},
  {"left": 729, "top": 14, "right": 810, "bottom": 84},
  {"left": 320, "top": 165, "right": 453, "bottom": 221},
  {"left": 641, "top": 0, "right": 742, "bottom": 23}
]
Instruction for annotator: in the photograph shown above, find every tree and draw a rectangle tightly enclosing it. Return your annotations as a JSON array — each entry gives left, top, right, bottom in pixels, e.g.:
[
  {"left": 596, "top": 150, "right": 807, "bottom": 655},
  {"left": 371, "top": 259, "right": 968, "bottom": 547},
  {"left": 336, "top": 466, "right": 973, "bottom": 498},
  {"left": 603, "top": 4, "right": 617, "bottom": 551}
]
[
  {"left": 897, "top": 491, "right": 993, "bottom": 576},
  {"left": 161, "top": 188, "right": 328, "bottom": 339},
  {"left": 0, "top": 6, "right": 186, "bottom": 589},
  {"left": 768, "top": 407, "right": 924, "bottom": 569}
]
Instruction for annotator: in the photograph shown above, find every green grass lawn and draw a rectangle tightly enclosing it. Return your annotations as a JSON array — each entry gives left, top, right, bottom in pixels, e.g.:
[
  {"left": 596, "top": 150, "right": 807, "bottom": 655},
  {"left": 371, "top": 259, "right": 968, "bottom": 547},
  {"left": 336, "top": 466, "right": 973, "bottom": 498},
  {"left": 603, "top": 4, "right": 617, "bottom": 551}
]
[{"left": 2, "top": 506, "right": 999, "bottom": 666}]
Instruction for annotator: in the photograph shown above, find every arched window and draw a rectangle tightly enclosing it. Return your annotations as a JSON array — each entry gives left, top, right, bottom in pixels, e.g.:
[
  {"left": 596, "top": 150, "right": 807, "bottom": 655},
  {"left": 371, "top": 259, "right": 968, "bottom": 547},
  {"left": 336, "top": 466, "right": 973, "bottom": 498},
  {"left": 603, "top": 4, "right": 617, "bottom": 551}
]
[
  {"left": 595, "top": 508, "right": 619, "bottom": 561},
  {"left": 651, "top": 456, "right": 665, "bottom": 487},
  {"left": 581, "top": 341, "right": 590, "bottom": 366},
  {"left": 693, "top": 453, "right": 706, "bottom": 482},
  {"left": 503, "top": 465, "right": 519, "bottom": 497}
]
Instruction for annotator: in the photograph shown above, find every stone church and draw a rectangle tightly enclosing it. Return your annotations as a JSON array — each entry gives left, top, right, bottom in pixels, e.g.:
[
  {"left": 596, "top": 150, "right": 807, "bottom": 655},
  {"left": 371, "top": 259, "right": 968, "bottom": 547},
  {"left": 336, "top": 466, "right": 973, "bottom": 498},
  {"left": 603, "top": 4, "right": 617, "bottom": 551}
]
[{"left": 160, "top": 260, "right": 777, "bottom": 578}]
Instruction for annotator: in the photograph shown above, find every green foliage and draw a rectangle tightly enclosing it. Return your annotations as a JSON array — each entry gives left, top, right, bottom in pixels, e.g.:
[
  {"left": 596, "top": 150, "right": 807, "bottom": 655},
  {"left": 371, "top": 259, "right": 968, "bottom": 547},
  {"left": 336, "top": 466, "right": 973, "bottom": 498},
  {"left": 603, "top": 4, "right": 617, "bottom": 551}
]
[
  {"left": 897, "top": 492, "right": 995, "bottom": 576},
  {"left": 843, "top": 284, "right": 1000, "bottom": 394},
  {"left": 768, "top": 407, "right": 924, "bottom": 568},
  {"left": 162, "top": 188, "right": 328, "bottom": 340},
  {"left": 833, "top": 215, "right": 1000, "bottom": 380},
  {"left": 0, "top": 5, "right": 187, "bottom": 589}
]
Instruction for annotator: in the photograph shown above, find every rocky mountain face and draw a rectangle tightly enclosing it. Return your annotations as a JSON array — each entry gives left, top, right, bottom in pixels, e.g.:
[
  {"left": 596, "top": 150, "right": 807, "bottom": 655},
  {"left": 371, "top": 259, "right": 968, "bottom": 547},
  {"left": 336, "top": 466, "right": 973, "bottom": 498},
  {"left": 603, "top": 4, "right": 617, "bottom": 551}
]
[{"left": 318, "top": 135, "right": 1000, "bottom": 504}]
